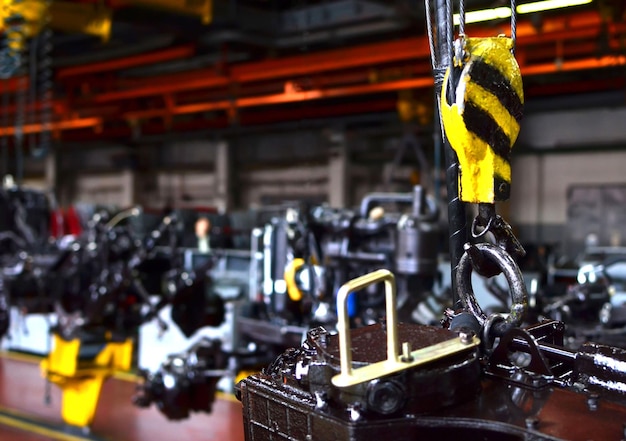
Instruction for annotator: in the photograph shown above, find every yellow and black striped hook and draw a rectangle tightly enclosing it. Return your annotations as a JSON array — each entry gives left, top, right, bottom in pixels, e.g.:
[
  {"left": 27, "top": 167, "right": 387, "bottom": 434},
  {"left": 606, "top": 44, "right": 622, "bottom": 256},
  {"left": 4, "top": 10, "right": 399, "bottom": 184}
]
[{"left": 439, "top": 0, "right": 523, "bottom": 204}]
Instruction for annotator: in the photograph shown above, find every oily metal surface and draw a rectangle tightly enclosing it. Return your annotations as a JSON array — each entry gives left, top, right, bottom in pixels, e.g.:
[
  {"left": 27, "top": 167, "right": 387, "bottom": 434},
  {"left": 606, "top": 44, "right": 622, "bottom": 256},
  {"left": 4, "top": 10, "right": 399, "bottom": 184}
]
[
  {"left": 325, "top": 323, "right": 457, "bottom": 363},
  {"left": 241, "top": 371, "right": 626, "bottom": 441},
  {"left": 448, "top": 379, "right": 626, "bottom": 441}
]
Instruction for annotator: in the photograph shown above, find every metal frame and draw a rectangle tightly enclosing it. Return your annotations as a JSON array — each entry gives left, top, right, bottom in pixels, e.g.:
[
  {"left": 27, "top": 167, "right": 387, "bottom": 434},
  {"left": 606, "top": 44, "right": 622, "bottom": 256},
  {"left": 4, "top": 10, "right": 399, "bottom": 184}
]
[{"left": 331, "top": 269, "right": 479, "bottom": 388}]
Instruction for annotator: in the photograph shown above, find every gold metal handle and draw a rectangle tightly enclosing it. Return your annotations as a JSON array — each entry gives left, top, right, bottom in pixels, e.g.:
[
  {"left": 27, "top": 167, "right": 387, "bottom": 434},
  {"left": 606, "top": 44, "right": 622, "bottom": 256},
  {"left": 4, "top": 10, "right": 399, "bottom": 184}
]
[
  {"left": 335, "top": 269, "right": 398, "bottom": 381},
  {"left": 332, "top": 269, "right": 480, "bottom": 389}
]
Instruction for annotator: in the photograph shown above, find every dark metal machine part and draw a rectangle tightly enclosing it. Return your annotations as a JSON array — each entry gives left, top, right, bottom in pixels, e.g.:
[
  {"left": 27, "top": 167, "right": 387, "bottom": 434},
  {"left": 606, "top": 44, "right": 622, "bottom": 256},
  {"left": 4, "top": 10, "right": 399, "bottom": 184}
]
[
  {"left": 238, "top": 322, "right": 626, "bottom": 441},
  {"left": 134, "top": 337, "right": 227, "bottom": 420},
  {"left": 239, "top": 324, "right": 489, "bottom": 440}
]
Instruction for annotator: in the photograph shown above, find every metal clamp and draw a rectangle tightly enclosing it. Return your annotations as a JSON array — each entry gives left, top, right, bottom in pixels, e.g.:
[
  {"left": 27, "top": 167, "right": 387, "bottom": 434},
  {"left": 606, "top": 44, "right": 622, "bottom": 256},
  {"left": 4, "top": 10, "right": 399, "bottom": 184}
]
[
  {"left": 456, "top": 242, "right": 528, "bottom": 328},
  {"left": 332, "top": 269, "right": 479, "bottom": 388}
]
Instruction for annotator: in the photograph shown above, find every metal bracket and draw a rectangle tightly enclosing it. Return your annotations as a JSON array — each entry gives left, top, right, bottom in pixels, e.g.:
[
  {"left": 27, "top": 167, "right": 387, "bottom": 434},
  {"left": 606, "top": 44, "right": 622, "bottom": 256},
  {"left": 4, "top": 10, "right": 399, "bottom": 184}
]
[{"left": 331, "top": 269, "right": 479, "bottom": 388}]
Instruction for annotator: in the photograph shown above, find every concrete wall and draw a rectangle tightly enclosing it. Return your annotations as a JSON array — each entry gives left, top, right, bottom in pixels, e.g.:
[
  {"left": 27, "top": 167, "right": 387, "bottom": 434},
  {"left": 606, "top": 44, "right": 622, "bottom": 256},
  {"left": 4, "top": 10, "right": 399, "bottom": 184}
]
[
  {"left": 510, "top": 150, "right": 626, "bottom": 247},
  {"left": 238, "top": 164, "right": 329, "bottom": 208},
  {"left": 74, "top": 171, "right": 135, "bottom": 207}
]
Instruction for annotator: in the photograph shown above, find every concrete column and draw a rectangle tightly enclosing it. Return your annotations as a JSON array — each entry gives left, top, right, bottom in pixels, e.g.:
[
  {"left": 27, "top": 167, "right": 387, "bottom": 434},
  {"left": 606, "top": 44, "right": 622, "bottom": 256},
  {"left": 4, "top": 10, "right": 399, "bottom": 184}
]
[
  {"left": 214, "top": 141, "right": 231, "bottom": 212},
  {"left": 44, "top": 151, "right": 56, "bottom": 192},
  {"left": 328, "top": 136, "right": 350, "bottom": 208},
  {"left": 120, "top": 169, "right": 135, "bottom": 207}
]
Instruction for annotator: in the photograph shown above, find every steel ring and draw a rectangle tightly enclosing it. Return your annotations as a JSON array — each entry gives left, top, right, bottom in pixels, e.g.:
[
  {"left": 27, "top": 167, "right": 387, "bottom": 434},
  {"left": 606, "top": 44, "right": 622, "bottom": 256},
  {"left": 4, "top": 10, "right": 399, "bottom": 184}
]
[{"left": 456, "top": 242, "right": 528, "bottom": 328}]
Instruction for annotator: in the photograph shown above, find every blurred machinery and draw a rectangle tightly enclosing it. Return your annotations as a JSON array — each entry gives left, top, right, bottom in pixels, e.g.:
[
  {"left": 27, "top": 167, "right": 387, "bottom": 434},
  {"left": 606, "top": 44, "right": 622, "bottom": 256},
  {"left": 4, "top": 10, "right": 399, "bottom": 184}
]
[
  {"left": 0, "top": 177, "right": 227, "bottom": 428},
  {"left": 234, "top": 1, "right": 626, "bottom": 440},
  {"left": 3, "top": 1, "right": 626, "bottom": 436},
  {"left": 134, "top": 185, "right": 443, "bottom": 419},
  {"left": 252, "top": 185, "right": 440, "bottom": 329},
  {"left": 237, "top": 263, "right": 626, "bottom": 440},
  {"left": 134, "top": 337, "right": 227, "bottom": 420}
]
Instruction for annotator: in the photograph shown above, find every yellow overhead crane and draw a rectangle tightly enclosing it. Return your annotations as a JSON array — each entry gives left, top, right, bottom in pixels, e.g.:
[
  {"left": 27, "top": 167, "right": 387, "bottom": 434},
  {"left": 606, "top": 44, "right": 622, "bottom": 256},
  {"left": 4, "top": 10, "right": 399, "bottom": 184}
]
[
  {"left": 0, "top": 0, "right": 112, "bottom": 44},
  {"left": 0, "top": 0, "right": 214, "bottom": 44},
  {"left": 0, "top": 0, "right": 212, "bottom": 79}
]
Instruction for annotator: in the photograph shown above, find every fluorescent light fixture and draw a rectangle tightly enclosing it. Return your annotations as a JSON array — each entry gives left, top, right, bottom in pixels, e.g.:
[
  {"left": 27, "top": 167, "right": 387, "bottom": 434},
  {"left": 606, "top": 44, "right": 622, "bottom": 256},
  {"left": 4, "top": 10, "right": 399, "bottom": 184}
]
[
  {"left": 453, "top": 0, "right": 593, "bottom": 26},
  {"left": 453, "top": 7, "right": 511, "bottom": 25},
  {"left": 517, "top": 0, "right": 593, "bottom": 14}
]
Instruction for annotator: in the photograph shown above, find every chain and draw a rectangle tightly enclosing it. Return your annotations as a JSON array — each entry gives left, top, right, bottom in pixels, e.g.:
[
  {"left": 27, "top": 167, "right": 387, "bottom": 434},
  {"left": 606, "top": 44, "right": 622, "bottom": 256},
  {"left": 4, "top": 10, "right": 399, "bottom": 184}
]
[
  {"left": 38, "top": 2, "right": 53, "bottom": 157},
  {"left": 28, "top": 35, "right": 39, "bottom": 155},
  {"left": 15, "top": 76, "right": 26, "bottom": 184},
  {"left": 1, "top": 79, "right": 7, "bottom": 177},
  {"left": 0, "top": 0, "right": 25, "bottom": 79},
  {"left": 39, "top": 29, "right": 53, "bottom": 156}
]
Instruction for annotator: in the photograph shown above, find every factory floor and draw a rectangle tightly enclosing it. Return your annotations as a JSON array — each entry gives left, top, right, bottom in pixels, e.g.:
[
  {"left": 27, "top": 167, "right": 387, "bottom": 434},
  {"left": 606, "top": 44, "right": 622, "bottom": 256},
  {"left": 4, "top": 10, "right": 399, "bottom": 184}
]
[{"left": 0, "top": 353, "right": 246, "bottom": 441}]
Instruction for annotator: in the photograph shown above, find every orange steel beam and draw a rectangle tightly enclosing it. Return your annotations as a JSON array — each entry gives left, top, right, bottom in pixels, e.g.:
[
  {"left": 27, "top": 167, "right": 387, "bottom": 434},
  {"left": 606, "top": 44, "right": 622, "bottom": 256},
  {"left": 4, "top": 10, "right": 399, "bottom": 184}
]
[
  {"left": 122, "top": 77, "right": 434, "bottom": 120},
  {"left": 93, "top": 74, "right": 230, "bottom": 103},
  {"left": 82, "top": 10, "right": 621, "bottom": 104},
  {"left": 522, "top": 55, "right": 626, "bottom": 75},
  {"left": 121, "top": 53, "right": 625, "bottom": 123},
  {"left": 0, "top": 117, "right": 102, "bottom": 136},
  {"left": 57, "top": 45, "right": 195, "bottom": 78},
  {"left": 229, "top": 39, "right": 430, "bottom": 83},
  {"left": 8, "top": 43, "right": 622, "bottom": 136}
]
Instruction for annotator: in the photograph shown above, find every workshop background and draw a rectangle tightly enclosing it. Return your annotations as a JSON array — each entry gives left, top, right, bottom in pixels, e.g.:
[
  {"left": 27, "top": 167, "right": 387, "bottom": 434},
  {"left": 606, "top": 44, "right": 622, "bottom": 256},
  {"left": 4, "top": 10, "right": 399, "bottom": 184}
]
[{"left": 1, "top": 0, "right": 626, "bottom": 440}]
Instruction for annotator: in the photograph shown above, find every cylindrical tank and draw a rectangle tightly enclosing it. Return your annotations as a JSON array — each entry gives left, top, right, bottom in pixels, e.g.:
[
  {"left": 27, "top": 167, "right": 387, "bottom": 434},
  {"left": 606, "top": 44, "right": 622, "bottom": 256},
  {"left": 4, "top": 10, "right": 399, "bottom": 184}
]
[{"left": 395, "top": 186, "right": 439, "bottom": 276}]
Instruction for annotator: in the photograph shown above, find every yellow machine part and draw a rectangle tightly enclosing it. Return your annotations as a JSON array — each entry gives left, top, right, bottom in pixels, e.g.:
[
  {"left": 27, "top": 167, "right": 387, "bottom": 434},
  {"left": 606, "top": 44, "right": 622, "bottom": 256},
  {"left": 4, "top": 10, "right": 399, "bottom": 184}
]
[
  {"left": 284, "top": 257, "right": 306, "bottom": 302},
  {"left": 0, "top": 0, "right": 48, "bottom": 51},
  {"left": 49, "top": 2, "right": 113, "bottom": 42},
  {"left": 440, "top": 36, "right": 524, "bottom": 204},
  {"left": 41, "top": 334, "right": 133, "bottom": 428},
  {"left": 1, "top": 0, "right": 208, "bottom": 45},
  {"left": 126, "top": 0, "right": 213, "bottom": 25},
  {"left": 0, "top": 0, "right": 111, "bottom": 45}
]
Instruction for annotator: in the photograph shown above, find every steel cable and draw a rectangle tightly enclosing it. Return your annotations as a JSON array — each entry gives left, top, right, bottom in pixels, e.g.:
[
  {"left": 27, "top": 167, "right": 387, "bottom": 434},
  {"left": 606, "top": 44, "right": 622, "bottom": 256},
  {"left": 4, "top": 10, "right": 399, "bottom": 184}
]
[{"left": 511, "top": 0, "right": 517, "bottom": 52}]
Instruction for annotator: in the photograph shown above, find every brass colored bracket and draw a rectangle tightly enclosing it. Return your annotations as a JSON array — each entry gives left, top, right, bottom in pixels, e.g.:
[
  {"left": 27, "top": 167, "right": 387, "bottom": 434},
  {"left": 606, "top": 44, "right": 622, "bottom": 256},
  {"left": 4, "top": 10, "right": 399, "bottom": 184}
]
[{"left": 331, "top": 269, "right": 479, "bottom": 388}]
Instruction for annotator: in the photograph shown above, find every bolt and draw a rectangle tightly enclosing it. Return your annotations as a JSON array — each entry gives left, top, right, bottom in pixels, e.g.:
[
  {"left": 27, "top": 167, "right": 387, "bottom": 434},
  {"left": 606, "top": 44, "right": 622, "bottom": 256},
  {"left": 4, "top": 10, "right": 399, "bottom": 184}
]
[
  {"left": 459, "top": 330, "right": 475, "bottom": 345},
  {"left": 525, "top": 417, "right": 539, "bottom": 429},
  {"left": 587, "top": 393, "right": 600, "bottom": 412},
  {"left": 400, "top": 342, "right": 414, "bottom": 362},
  {"left": 349, "top": 403, "right": 362, "bottom": 422}
]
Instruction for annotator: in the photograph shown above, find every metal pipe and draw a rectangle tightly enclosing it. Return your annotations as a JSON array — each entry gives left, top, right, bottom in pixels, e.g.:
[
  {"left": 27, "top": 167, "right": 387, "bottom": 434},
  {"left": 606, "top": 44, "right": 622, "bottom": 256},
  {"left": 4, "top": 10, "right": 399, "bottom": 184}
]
[
  {"left": 359, "top": 191, "right": 413, "bottom": 218},
  {"left": 511, "top": 338, "right": 577, "bottom": 363},
  {"left": 430, "top": 0, "right": 467, "bottom": 306}
]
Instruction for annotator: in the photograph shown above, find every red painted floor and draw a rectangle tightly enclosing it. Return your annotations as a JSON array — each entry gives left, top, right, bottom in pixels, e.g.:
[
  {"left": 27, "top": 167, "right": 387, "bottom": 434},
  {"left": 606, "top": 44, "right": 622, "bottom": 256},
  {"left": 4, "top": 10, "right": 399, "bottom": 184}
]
[{"left": 0, "top": 354, "right": 246, "bottom": 441}]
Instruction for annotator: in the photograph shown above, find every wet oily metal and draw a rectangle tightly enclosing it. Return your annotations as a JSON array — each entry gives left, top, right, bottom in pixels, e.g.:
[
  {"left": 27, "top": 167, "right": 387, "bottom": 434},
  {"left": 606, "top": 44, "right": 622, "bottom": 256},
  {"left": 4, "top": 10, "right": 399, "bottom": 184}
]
[
  {"left": 440, "top": 36, "right": 524, "bottom": 203},
  {"left": 239, "top": 325, "right": 481, "bottom": 433},
  {"left": 239, "top": 324, "right": 626, "bottom": 440}
]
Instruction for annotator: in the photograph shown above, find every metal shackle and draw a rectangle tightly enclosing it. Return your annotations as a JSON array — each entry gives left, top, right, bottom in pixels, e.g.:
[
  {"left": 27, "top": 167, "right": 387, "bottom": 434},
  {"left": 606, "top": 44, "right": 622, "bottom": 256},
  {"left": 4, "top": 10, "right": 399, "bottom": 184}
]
[{"left": 456, "top": 242, "right": 527, "bottom": 328}]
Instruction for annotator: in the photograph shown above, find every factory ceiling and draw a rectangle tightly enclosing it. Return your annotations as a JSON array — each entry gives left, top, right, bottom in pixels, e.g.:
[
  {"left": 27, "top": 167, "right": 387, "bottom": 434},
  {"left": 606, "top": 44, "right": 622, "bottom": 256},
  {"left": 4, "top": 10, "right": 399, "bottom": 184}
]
[{"left": 0, "top": 0, "right": 625, "bottom": 145}]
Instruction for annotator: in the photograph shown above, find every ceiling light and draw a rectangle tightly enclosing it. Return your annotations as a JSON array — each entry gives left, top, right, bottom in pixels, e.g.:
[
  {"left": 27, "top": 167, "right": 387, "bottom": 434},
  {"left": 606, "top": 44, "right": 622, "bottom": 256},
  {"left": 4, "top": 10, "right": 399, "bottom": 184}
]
[
  {"left": 452, "top": 0, "right": 593, "bottom": 26},
  {"left": 517, "top": 0, "right": 593, "bottom": 14},
  {"left": 453, "top": 7, "right": 511, "bottom": 25}
]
